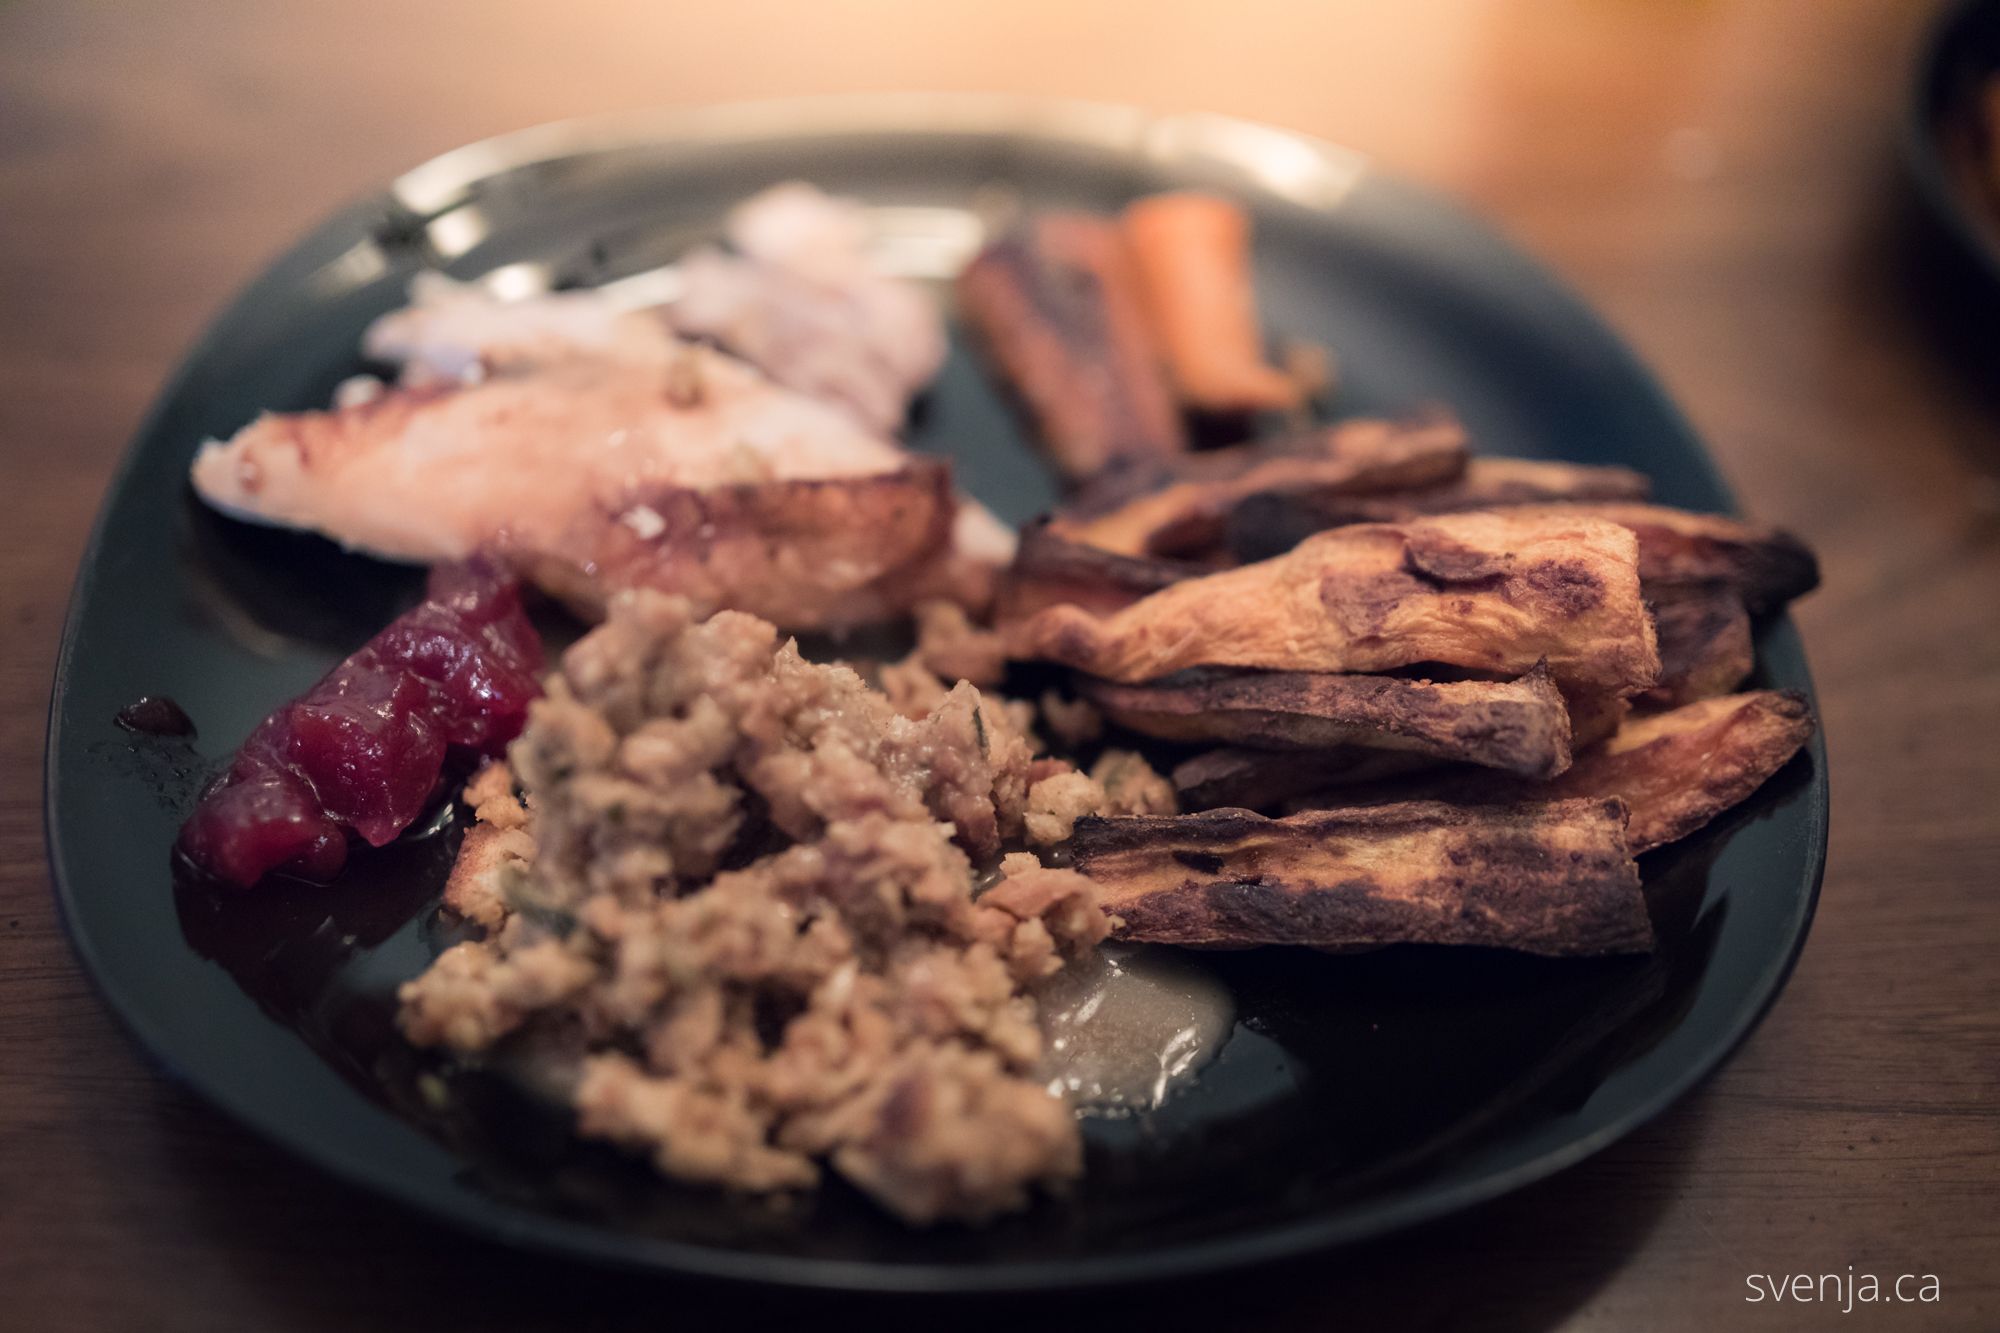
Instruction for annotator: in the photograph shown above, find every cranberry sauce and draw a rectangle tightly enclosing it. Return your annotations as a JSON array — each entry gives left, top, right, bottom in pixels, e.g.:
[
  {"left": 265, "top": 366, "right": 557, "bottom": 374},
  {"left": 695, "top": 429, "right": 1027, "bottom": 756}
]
[
  {"left": 115, "top": 694, "right": 198, "bottom": 737},
  {"left": 177, "top": 559, "right": 544, "bottom": 888}
]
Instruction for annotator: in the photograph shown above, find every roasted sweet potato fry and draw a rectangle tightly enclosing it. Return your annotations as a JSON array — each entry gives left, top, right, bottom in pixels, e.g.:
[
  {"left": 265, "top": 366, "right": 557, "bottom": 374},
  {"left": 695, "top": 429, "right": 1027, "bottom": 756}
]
[
  {"left": 1007, "top": 535, "right": 1764, "bottom": 714},
  {"left": 994, "top": 519, "right": 1197, "bottom": 627},
  {"left": 1561, "top": 688, "right": 1633, "bottom": 749},
  {"left": 1301, "top": 691, "right": 1815, "bottom": 854},
  {"left": 1172, "top": 745, "right": 1438, "bottom": 813},
  {"left": 1552, "top": 690, "right": 1814, "bottom": 851},
  {"left": 956, "top": 214, "right": 1185, "bottom": 482},
  {"left": 1079, "top": 664, "right": 1573, "bottom": 777},
  {"left": 1057, "top": 414, "right": 1467, "bottom": 559},
  {"left": 1226, "top": 456, "right": 1653, "bottom": 561},
  {"left": 1641, "top": 587, "right": 1755, "bottom": 707},
  {"left": 1505, "top": 503, "right": 1818, "bottom": 612},
  {"left": 1007, "top": 510, "right": 1660, "bottom": 695},
  {"left": 1071, "top": 798, "right": 1652, "bottom": 956},
  {"left": 1120, "top": 191, "right": 1303, "bottom": 412}
]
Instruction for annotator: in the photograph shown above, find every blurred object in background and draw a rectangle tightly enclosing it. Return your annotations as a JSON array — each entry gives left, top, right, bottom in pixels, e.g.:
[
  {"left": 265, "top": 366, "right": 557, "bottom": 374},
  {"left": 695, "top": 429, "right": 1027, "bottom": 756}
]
[{"left": 1909, "top": 0, "right": 2000, "bottom": 287}]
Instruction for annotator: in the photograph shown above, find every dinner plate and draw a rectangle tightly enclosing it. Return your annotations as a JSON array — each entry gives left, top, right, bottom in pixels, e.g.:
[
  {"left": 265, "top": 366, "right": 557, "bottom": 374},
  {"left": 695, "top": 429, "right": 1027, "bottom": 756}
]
[
  {"left": 45, "top": 96, "right": 1827, "bottom": 1292},
  {"left": 1909, "top": 0, "right": 2000, "bottom": 288}
]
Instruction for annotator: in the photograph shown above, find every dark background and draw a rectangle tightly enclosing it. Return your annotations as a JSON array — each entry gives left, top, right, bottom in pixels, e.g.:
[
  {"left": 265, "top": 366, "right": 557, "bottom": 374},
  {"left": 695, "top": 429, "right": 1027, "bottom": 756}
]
[{"left": 3, "top": 1, "right": 1996, "bottom": 1328}]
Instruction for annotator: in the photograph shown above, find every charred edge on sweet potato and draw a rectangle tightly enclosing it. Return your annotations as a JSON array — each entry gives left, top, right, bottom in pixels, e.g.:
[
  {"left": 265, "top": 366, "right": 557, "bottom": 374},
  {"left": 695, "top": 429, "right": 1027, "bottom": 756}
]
[
  {"left": 1488, "top": 503, "right": 1818, "bottom": 612},
  {"left": 993, "top": 518, "right": 1199, "bottom": 627},
  {"left": 1562, "top": 687, "right": 1631, "bottom": 751},
  {"left": 1641, "top": 586, "right": 1755, "bottom": 707},
  {"left": 1224, "top": 456, "right": 1654, "bottom": 561},
  {"left": 1298, "top": 690, "right": 1816, "bottom": 855},
  {"left": 1069, "top": 798, "right": 1653, "bottom": 956},
  {"left": 1006, "top": 510, "right": 1660, "bottom": 695},
  {"left": 1170, "top": 745, "right": 1438, "bottom": 813},
  {"left": 1078, "top": 663, "right": 1573, "bottom": 777},
  {"left": 1559, "top": 689, "right": 1814, "bottom": 852},
  {"left": 1056, "top": 413, "right": 1468, "bottom": 559},
  {"left": 1235, "top": 496, "right": 1819, "bottom": 617}
]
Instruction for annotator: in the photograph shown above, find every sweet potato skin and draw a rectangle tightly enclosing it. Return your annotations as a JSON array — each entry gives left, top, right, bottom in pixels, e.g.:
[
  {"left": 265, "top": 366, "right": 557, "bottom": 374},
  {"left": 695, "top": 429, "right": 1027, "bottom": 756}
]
[
  {"left": 1226, "top": 456, "right": 1652, "bottom": 562},
  {"left": 1080, "top": 665, "right": 1573, "bottom": 777},
  {"left": 1556, "top": 690, "right": 1815, "bottom": 851},
  {"left": 1641, "top": 587, "right": 1755, "bottom": 707},
  {"left": 956, "top": 214, "right": 1185, "bottom": 482},
  {"left": 1072, "top": 798, "right": 1652, "bottom": 956},
  {"left": 1171, "top": 745, "right": 1434, "bottom": 812},
  {"left": 1561, "top": 688, "right": 1633, "bottom": 750},
  {"left": 994, "top": 519, "right": 1198, "bottom": 627},
  {"left": 1506, "top": 503, "right": 1819, "bottom": 612},
  {"left": 515, "top": 459, "right": 958, "bottom": 631},
  {"left": 1005, "top": 523, "right": 1770, "bottom": 710},
  {"left": 1007, "top": 510, "right": 1661, "bottom": 695},
  {"left": 1234, "top": 497, "right": 1816, "bottom": 613},
  {"left": 1061, "top": 414, "right": 1467, "bottom": 559},
  {"left": 1298, "top": 690, "right": 1815, "bottom": 854}
]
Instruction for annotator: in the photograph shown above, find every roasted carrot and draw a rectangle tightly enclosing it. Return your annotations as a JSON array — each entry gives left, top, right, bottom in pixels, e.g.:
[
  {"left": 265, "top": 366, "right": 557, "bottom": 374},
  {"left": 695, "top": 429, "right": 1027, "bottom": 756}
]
[
  {"left": 1121, "top": 192, "right": 1303, "bottom": 413},
  {"left": 957, "top": 214, "right": 1187, "bottom": 483}
]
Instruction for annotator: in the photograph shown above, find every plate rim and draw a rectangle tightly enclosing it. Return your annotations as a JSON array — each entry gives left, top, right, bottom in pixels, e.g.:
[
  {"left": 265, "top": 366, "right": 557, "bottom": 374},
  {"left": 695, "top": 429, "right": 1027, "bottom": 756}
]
[{"left": 44, "top": 93, "right": 1829, "bottom": 1293}]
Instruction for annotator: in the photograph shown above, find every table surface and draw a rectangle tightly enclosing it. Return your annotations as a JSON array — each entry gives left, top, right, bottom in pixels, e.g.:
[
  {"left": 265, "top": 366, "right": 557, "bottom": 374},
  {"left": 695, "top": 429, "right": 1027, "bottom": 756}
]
[{"left": 4, "top": 1, "right": 1996, "bottom": 1328}]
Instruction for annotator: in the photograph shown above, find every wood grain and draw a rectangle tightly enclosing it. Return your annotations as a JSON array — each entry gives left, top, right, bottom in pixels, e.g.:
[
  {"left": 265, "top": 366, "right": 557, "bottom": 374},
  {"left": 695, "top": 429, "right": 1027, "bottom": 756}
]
[{"left": 3, "top": 1, "right": 1996, "bottom": 1328}]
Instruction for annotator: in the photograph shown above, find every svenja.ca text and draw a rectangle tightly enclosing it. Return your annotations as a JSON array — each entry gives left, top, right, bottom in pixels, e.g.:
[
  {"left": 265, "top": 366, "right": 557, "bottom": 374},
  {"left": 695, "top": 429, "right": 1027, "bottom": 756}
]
[{"left": 1746, "top": 1268, "right": 1940, "bottom": 1314}]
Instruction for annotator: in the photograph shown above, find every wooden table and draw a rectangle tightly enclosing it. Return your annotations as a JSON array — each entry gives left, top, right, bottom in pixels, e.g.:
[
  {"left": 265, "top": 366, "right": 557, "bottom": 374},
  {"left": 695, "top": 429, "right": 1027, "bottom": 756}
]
[{"left": 4, "top": 1, "right": 1995, "bottom": 1327}]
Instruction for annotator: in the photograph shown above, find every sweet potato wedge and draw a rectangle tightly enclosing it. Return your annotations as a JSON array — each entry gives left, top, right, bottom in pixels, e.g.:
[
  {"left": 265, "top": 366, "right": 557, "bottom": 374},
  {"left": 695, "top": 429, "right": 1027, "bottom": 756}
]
[
  {"left": 1120, "top": 192, "right": 1302, "bottom": 413},
  {"left": 1300, "top": 690, "right": 1815, "bottom": 854},
  {"left": 1171, "top": 745, "right": 1437, "bottom": 812},
  {"left": 515, "top": 459, "right": 958, "bottom": 630},
  {"left": 994, "top": 519, "right": 1199, "bottom": 627},
  {"left": 1226, "top": 456, "right": 1653, "bottom": 561},
  {"left": 1058, "top": 413, "right": 1468, "bottom": 559},
  {"left": 1005, "top": 535, "right": 1762, "bottom": 714},
  {"left": 956, "top": 213, "right": 1185, "bottom": 482},
  {"left": 1552, "top": 691, "right": 1814, "bottom": 851},
  {"left": 1506, "top": 503, "right": 1819, "bottom": 612},
  {"left": 1007, "top": 510, "right": 1660, "bottom": 695},
  {"left": 1641, "top": 587, "right": 1755, "bottom": 707},
  {"left": 1562, "top": 688, "right": 1633, "bottom": 750},
  {"left": 1079, "top": 664, "right": 1573, "bottom": 777},
  {"left": 1071, "top": 798, "right": 1652, "bottom": 956}
]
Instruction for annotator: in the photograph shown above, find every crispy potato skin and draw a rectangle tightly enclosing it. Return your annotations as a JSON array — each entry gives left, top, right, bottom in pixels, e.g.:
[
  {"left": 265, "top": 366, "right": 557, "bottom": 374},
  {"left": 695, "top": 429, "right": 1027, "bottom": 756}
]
[
  {"left": 1557, "top": 690, "right": 1815, "bottom": 851},
  {"left": 994, "top": 519, "right": 1199, "bottom": 627},
  {"left": 1008, "top": 511, "right": 1660, "bottom": 695},
  {"left": 514, "top": 460, "right": 958, "bottom": 631},
  {"left": 1061, "top": 414, "right": 1467, "bottom": 559},
  {"left": 1080, "top": 665, "right": 1573, "bottom": 777},
  {"left": 1226, "top": 456, "right": 1652, "bottom": 562},
  {"left": 1306, "top": 690, "right": 1815, "bottom": 854},
  {"left": 1561, "top": 688, "right": 1633, "bottom": 750},
  {"left": 1171, "top": 745, "right": 1435, "bottom": 812},
  {"left": 1071, "top": 798, "right": 1652, "bottom": 956},
  {"left": 956, "top": 214, "right": 1185, "bottom": 482},
  {"left": 1506, "top": 503, "right": 1820, "bottom": 611},
  {"left": 1231, "top": 496, "right": 1815, "bottom": 613},
  {"left": 1642, "top": 587, "right": 1755, "bottom": 707}
]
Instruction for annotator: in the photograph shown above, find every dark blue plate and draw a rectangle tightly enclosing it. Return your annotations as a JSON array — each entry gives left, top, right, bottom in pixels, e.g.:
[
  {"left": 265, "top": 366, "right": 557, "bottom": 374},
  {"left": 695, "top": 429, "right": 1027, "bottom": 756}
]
[{"left": 46, "top": 97, "right": 1826, "bottom": 1292}]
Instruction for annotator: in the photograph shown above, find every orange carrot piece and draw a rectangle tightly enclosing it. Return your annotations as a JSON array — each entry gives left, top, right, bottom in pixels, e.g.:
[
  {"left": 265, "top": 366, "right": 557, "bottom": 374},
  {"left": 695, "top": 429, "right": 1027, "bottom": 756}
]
[{"left": 1121, "top": 192, "right": 1303, "bottom": 413}]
